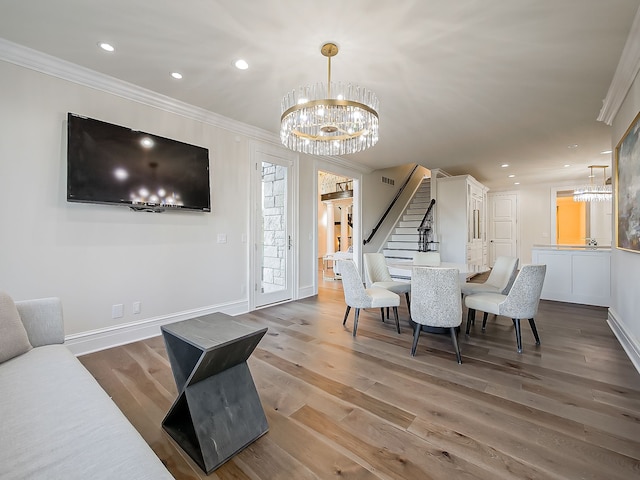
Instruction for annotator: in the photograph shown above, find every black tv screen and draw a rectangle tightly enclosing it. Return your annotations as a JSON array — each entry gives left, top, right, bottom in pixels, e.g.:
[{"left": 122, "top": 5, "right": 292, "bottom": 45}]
[{"left": 67, "top": 113, "right": 211, "bottom": 212}]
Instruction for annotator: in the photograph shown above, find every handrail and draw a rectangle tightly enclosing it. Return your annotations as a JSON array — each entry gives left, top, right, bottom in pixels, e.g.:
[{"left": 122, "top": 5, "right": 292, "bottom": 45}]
[
  {"left": 417, "top": 199, "right": 436, "bottom": 231},
  {"left": 363, "top": 164, "right": 419, "bottom": 245},
  {"left": 417, "top": 199, "right": 436, "bottom": 252}
]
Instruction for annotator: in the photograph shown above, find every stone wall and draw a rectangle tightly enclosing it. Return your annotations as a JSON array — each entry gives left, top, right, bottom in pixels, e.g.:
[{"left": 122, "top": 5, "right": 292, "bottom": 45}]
[{"left": 262, "top": 163, "right": 286, "bottom": 293}]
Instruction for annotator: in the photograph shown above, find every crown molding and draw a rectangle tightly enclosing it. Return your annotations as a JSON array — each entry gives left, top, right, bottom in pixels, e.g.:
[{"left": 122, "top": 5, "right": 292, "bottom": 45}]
[
  {"left": 0, "top": 38, "right": 280, "bottom": 143},
  {"left": 0, "top": 37, "right": 363, "bottom": 171},
  {"left": 598, "top": 7, "right": 640, "bottom": 125}
]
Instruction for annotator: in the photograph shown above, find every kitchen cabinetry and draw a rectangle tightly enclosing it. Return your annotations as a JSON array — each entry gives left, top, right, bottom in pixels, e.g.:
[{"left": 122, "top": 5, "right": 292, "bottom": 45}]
[
  {"left": 531, "top": 246, "right": 610, "bottom": 307},
  {"left": 435, "top": 175, "right": 488, "bottom": 267}
]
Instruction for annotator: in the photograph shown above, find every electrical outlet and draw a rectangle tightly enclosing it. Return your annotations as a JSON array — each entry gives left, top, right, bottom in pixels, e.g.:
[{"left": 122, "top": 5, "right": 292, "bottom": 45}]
[
  {"left": 112, "top": 304, "right": 124, "bottom": 319},
  {"left": 132, "top": 301, "right": 141, "bottom": 314}
]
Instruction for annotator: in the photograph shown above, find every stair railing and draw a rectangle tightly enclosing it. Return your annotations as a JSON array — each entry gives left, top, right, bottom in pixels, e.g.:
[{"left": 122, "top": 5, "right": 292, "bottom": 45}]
[
  {"left": 417, "top": 199, "right": 436, "bottom": 252},
  {"left": 363, "top": 164, "right": 419, "bottom": 245}
]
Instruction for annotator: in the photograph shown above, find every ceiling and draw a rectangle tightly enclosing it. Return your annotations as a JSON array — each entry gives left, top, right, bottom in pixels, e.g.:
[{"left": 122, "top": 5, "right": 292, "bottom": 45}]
[{"left": 1, "top": 0, "right": 638, "bottom": 190}]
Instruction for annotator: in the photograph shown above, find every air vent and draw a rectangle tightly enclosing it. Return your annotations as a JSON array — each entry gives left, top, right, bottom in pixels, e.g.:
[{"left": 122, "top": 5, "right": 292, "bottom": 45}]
[{"left": 382, "top": 176, "right": 395, "bottom": 186}]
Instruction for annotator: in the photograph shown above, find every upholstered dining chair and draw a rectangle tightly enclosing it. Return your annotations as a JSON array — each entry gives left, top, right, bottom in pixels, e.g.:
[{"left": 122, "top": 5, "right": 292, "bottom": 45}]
[
  {"left": 410, "top": 267, "right": 463, "bottom": 363},
  {"left": 461, "top": 256, "right": 519, "bottom": 296},
  {"left": 337, "top": 260, "right": 401, "bottom": 337},
  {"left": 464, "top": 264, "right": 546, "bottom": 353},
  {"left": 363, "top": 253, "right": 411, "bottom": 314},
  {"left": 461, "top": 256, "right": 519, "bottom": 329},
  {"left": 413, "top": 251, "right": 441, "bottom": 266}
]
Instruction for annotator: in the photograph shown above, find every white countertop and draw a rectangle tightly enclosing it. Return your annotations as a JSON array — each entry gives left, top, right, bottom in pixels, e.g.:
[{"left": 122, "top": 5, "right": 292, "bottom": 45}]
[{"left": 532, "top": 244, "right": 611, "bottom": 251}]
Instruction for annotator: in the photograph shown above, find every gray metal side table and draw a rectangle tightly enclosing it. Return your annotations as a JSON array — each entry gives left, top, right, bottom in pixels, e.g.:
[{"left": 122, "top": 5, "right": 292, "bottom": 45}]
[{"left": 161, "top": 312, "right": 268, "bottom": 473}]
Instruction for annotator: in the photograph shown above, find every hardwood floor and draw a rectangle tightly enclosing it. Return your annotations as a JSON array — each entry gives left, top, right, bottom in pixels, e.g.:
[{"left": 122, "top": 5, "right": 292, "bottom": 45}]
[{"left": 79, "top": 273, "right": 640, "bottom": 479}]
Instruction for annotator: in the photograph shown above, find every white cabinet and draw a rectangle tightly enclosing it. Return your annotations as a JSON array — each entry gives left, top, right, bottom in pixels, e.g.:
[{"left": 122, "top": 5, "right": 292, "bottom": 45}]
[
  {"left": 435, "top": 175, "right": 488, "bottom": 267},
  {"left": 531, "top": 246, "right": 611, "bottom": 307}
]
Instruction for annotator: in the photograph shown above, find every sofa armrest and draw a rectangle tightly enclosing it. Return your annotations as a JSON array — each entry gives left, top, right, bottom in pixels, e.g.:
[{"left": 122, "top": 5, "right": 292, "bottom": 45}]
[{"left": 15, "top": 297, "right": 64, "bottom": 347}]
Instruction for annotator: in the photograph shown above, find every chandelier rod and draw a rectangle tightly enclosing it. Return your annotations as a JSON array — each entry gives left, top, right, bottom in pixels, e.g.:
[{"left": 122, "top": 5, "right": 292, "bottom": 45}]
[
  {"left": 321, "top": 42, "right": 339, "bottom": 99},
  {"left": 327, "top": 51, "right": 332, "bottom": 98}
]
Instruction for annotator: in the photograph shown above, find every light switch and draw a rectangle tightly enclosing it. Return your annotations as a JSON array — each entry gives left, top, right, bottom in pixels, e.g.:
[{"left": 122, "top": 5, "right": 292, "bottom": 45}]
[{"left": 217, "top": 233, "right": 227, "bottom": 244}]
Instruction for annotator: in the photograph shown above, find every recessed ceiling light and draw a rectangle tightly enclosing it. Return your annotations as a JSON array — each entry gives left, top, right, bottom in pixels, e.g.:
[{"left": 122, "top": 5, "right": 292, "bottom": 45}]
[
  {"left": 600, "top": 150, "right": 612, "bottom": 155},
  {"left": 508, "top": 174, "right": 515, "bottom": 178},
  {"left": 98, "top": 42, "right": 115, "bottom": 52},
  {"left": 564, "top": 164, "right": 571, "bottom": 167},
  {"left": 568, "top": 144, "right": 578, "bottom": 149},
  {"left": 234, "top": 59, "right": 249, "bottom": 70},
  {"left": 501, "top": 164, "right": 509, "bottom": 168},
  {"left": 514, "top": 182, "right": 521, "bottom": 185},
  {"left": 171, "top": 72, "right": 183, "bottom": 79}
]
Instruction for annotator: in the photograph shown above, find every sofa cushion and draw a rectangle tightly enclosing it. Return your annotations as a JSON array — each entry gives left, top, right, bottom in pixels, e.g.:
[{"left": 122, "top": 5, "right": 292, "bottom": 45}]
[
  {"left": 0, "top": 345, "right": 174, "bottom": 479},
  {"left": 0, "top": 291, "right": 32, "bottom": 363}
]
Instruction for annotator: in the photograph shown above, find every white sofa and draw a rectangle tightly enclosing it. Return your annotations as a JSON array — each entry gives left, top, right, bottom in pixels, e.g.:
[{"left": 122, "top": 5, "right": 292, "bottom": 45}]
[{"left": 0, "top": 295, "right": 174, "bottom": 480}]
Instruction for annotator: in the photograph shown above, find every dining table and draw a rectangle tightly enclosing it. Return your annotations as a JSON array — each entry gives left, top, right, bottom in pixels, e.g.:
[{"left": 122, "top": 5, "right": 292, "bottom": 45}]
[
  {"left": 387, "top": 260, "right": 489, "bottom": 281},
  {"left": 386, "top": 260, "right": 490, "bottom": 335}
]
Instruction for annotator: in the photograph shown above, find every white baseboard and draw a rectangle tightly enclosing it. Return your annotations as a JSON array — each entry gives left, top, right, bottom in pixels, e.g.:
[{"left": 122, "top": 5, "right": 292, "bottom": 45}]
[
  {"left": 607, "top": 308, "right": 640, "bottom": 374},
  {"left": 298, "top": 285, "right": 317, "bottom": 299},
  {"left": 65, "top": 300, "right": 248, "bottom": 356}
]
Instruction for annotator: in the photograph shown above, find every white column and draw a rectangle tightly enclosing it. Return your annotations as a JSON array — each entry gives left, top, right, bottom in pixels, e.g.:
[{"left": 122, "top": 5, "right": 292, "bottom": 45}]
[
  {"left": 325, "top": 201, "right": 335, "bottom": 255},
  {"left": 340, "top": 205, "right": 349, "bottom": 251}
]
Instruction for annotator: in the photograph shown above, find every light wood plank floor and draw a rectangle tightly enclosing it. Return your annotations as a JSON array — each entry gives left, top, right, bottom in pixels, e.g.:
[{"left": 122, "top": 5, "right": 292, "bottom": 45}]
[{"left": 80, "top": 273, "right": 640, "bottom": 479}]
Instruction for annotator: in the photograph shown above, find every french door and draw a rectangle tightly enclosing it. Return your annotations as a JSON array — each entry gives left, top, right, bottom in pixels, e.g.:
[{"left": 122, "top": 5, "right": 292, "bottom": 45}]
[{"left": 251, "top": 143, "right": 296, "bottom": 308}]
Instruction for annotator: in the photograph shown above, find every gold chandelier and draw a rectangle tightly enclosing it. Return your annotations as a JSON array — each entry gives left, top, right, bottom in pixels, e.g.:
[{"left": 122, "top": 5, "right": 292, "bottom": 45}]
[
  {"left": 280, "top": 42, "right": 379, "bottom": 155},
  {"left": 573, "top": 165, "right": 612, "bottom": 202}
]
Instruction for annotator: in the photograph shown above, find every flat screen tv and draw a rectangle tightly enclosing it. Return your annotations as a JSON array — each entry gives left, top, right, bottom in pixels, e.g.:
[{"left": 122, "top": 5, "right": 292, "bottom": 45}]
[{"left": 67, "top": 113, "right": 211, "bottom": 212}]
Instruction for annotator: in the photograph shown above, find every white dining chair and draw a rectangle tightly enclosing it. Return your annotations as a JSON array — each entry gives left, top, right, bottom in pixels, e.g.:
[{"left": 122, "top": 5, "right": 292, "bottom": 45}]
[
  {"left": 461, "top": 256, "right": 519, "bottom": 296},
  {"left": 337, "top": 260, "right": 401, "bottom": 337},
  {"left": 363, "top": 253, "right": 411, "bottom": 314},
  {"left": 413, "top": 251, "right": 441, "bottom": 266},
  {"left": 410, "top": 266, "right": 463, "bottom": 363},
  {"left": 464, "top": 264, "right": 546, "bottom": 353}
]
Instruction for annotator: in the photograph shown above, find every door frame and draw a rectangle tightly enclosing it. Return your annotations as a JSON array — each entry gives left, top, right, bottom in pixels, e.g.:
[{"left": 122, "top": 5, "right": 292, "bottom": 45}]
[{"left": 249, "top": 140, "right": 298, "bottom": 310}]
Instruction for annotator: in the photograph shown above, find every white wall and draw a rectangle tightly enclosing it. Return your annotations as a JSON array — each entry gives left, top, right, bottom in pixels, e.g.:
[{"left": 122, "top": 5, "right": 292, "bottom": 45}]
[
  {"left": 610, "top": 69, "right": 640, "bottom": 358},
  {"left": 0, "top": 58, "right": 317, "bottom": 348},
  {"left": 297, "top": 155, "right": 317, "bottom": 294}
]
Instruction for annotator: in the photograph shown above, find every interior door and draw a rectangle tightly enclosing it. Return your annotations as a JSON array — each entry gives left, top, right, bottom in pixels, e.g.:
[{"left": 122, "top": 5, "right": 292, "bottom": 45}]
[
  {"left": 253, "top": 149, "right": 294, "bottom": 308},
  {"left": 488, "top": 192, "right": 518, "bottom": 266}
]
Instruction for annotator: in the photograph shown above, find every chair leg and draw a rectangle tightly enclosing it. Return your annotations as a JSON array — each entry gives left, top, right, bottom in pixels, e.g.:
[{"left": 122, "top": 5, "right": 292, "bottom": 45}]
[
  {"left": 465, "top": 308, "right": 475, "bottom": 334},
  {"left": 343, "top": 306, "right": 351, "bottom": 326},
  {"left": 405, "top": 292, "right": 411, "bottom": 319},
  {"left": 410, "top": 322, "right": 421, "bottom": 356},
  {"left": 392, "top": 307, "right": 401, "bottom": 334},
  {"left": 386, "top": 307, "right": 390, "bottom": 320},
  {"left": 529, "top": 318, "right": 541, "bottom": 345},
  {"left": 481, "top": 312, "right": 489, "bottom": 331},
  {"left": 380, "top": 308, "right": 385, "bottom": 323},
  {"left": 450, "top": 327, "right": 462, "bottom": 364},
  {"left": 353, "top": 309, "right": 360, "bottom": 337},
  {"left": 512, "top": 318, "right": 523, "bottom": 353}
]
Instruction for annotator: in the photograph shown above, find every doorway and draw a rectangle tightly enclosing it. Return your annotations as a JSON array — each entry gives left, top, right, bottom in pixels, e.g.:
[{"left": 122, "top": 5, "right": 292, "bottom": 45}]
[
  {"left": 317, "top": 170, "right": 357, "bottom": 280},
  {"left": 552, "top": 188, "right": 612, "bottom": 246}
]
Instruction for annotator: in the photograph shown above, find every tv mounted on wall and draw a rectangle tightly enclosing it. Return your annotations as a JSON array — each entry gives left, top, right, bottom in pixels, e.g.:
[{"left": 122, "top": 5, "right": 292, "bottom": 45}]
[{"left": 67, "top": 113, "right": 211, "bottom": 212}]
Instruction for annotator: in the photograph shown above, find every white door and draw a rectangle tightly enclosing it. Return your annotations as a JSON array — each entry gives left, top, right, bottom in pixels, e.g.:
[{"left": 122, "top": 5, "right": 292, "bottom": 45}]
[
  {"left": 251, "top": 145, "right": 296, "bottom": 308},
  {"left": 488, "top": 192, "right": 518, "bottom": 266}
]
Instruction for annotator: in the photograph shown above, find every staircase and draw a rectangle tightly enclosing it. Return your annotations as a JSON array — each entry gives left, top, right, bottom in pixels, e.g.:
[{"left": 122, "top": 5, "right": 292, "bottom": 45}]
[{"left": 383, "top": 178, "right": 433, "bottom": 261}]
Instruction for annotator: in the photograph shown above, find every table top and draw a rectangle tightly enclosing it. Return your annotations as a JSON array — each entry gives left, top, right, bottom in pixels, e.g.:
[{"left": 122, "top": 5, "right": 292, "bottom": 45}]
[
  {"left": 161, "top": 312, "right": 267, "bottom": 351},
  {"left": 387, "top": 261, "right": 489, "bottom": 275}
]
